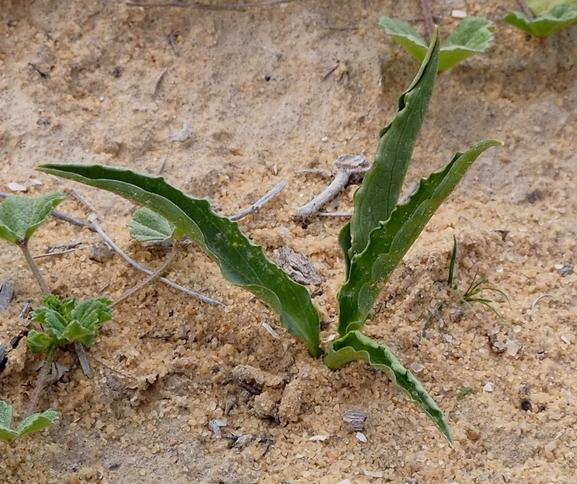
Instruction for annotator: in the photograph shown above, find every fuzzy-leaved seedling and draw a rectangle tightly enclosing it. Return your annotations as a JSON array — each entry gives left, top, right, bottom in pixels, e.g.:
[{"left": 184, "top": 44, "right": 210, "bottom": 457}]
[
  {"left": 0, "top": 193, "right": 65, "bottom": 294},
  {"left": 38, "top": 29, "right": 501, "bottom": 441},
  {"left": 27, "top": 295, "right": 113, "bottom": 354},
  {"left": 378, "top": 16, "right": 494, "bottom": 72},
  {"left": 504, "top": 0, "right": 577, "bottom": 37},
  {"left": 0, "top": 400, "right": 58, "bottom": 441}
]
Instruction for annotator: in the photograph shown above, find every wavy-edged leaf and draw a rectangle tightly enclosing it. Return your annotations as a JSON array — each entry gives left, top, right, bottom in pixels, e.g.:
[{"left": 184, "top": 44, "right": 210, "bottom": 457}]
[
  {"left": 26, "top": 330, "right": 55, "bottom": 354},
  {"left": 504, "top": 2, "right": 577, "bottom": 36},
  {"left": 36, "top": 164, "right": 322, "bottom": 357},
  {"left": 343, "top": 28, "right": 440, "bottom": 264},
  {"left": 40, "top": 310, "right": 68, "bottom": 340},
  {"left": 0, "top": 193, "right": 65, "bottom": 244},
  {"left": 128, "top": 207, "right": 177, "bottom": 243},
  {"left": 324, "top": 331, "right": 452, "bottom": 442},
  {"left": 338, "top": 140, "right": 501, "bottom": 335},
  {"left": 62, "top": 320, "right": 97, "bottom": 346},
  {"left": 439, "top": 17, "right": 494, "bottom": 71},
  {"left": 15, "top": 408, "right": 59, "bottom": 438},
  {"left": 378, "top": 17, "right": 429, "bottom": 63},
  {"left": 72, "top": 297, "right": 113, "bottom": 327}
]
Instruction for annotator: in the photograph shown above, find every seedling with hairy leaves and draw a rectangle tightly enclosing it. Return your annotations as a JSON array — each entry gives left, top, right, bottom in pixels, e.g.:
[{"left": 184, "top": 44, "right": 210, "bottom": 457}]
[
  {"left": 504, "top": 0, "right": 577, "bottom": 37},
  {"left": 38, "top": 29, "right": 501, "bottom": 442},
  {"left": 0, "top": 192, "right": 65, "bottom": 294},
  {"left": 378, "top": 16, "right": 494, "bottom": 72},
  {"left": 0, "top": 400, "right": 58, "bottom": 441}
]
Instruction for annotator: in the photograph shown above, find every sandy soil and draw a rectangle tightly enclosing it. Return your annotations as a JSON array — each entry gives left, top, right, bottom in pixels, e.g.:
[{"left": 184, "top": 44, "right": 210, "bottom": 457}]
[{"left": 1, "top": 1, "right": 576, "bottom": 483}]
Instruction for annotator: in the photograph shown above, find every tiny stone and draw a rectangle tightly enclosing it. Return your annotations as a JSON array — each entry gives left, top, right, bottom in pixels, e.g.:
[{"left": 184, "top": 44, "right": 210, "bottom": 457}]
[
  {"left": 451, "top": 9, "right": 467, "bottom": 18},
  {"left": 355, "top": 432, "right": 367, "bottom": 443},
  {"left": 410, "top": 362, "right": 424, "bottom": 373},
  {"left": 343, "top": 409, "right": 367, "bottom": 432},
  {"left": 483, "top": 382, "right": 494, "bottom": 392},
  {"left": 8, "top": 182, "right": 27, "bottom": 192}
]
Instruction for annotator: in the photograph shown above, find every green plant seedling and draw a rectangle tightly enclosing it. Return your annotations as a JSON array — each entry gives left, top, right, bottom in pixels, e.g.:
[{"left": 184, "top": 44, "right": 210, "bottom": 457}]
[
  {"left": 504, "top": 0, "right": 577, "bottom": 37},
  {"left": 378, "top": 16, "right": 494, "bottom": 72},
  {"left": 0, "top": 400, "right": 58, "bottom": 441},
  {"left": 0, "top": 193, "right": 65, "bottom": 294},
  {"left": 449, "top": 236, "right": 509, "bottom": 321},
  {"left": 38, "top": 28, "right": 500, "bottom": 441},
  {"left": 27, "top": 294, "right": 113, "bottom": 355}
]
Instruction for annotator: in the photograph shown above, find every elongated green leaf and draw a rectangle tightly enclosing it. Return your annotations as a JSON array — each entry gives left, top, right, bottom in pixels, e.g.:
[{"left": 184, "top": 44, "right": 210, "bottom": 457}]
[
  {"left": 378, "top": 17, "right": 429, "bottom": 63},
  {"left": 36, "top": 164, "right": 322, "bottom": 357},
  {"left": 338, "top": 140, "right": 500, "bottom": 335},
  {"left": 15, "top": 409, "right": 58, "bottom": 438},
  {"left": 325, "top": 331, "right": 452, "bottom": 442},
  {"left": 0, "top": 193, "right": 65, "bottom": 244},
  {"left": 504, "top": 3, "right": 577, "bottom": 36},
  {"left": 128, "top": 207, "right": 177, "bottom": 243},
  {"left": 344, "top": 28, "right": 440, "bottom": 265},
  {"left": 440, "top": 17, "right": 494, "bottom": 72}
]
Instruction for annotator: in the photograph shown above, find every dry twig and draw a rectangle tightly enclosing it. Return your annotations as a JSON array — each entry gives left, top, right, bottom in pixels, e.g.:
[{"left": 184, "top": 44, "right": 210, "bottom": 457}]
[{"left": 230, "top": 182, "right": 287, "bottom": 221}]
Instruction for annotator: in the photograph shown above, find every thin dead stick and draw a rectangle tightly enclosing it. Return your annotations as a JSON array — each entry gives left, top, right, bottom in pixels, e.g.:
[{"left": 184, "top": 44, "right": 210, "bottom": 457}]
[
  {"left": 74, "top": 342, "right": 92, "bottom": 378},
  {"left": 153, "top": 68, "right": 168, "bottom": 98},
  {"left": 88, "top": 215, "right": 224, "bottom": 307},
  {"left": 25, "top": 348, "right": 55, "bottom": 417},
  {"left": 111, "top": 243, "right": 177, "bottom": 307},
  {"left": 87, "top": 353, "right": 136, "bottom": 380},
  {"left": 68, "top": 189, "right": 98, "bottom": 214},
  {"left": 516, "top": 0, "right": 534, "bottom": 19},
  {"left": 33, "top": 248, "right": 81, "bottom": 259},
  {"left": 125, "top": 0, "right": 300, "bottom": 9},
  {"left": 294, "top": 155, "right": 371, "bottom": 220},
  {"left": 230, "top": 182, "right": 287, "bottom": 221},
  {"left": 168, "top": 31, "right": 180, "bottom": 56},
  {"left": 420, "top": 0, "right": 435, "bottom": 42},
  {"left": 0, "top": 192, "right": 95, "bottom": 232},
  {"left": 530, "top": 294, "right": 555, "bottom": 311}
]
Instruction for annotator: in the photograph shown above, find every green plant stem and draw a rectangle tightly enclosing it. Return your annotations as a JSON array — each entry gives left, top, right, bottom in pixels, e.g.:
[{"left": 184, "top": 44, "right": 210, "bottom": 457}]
[
  {"left": 24, "top": 347, "right": 55, "bottom": 418},
  {"left": 19, "top": 241, "right": 50, "bottom": 295},
  {"left": 111, "top": 242, "right": 178, "bottom": 308}
]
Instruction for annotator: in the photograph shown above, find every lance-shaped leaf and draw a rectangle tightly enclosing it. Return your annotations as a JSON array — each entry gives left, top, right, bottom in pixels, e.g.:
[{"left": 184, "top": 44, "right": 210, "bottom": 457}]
[
  {"left": 342, "top": 28, "right": 440, "bottom": 269},
  {"left": 36, "top": 164, "right": 322, "bottom": 357},
  {"left": 324, "top": 331, "right": 452, "bottom": 442},
  {"left": 128, "top": 207, "right": 177, "bottom": 243},
  {"left": 378, "top": 17, "right": 494, "bottom": 72},
  {"left": 0, "top": 193, "right": 65, "bottom": 244},
  {"left": 338, "top": 140, "right": 501, "bottom": 335},
  {"left": 504, "top": 2, "right": 577, "bottom": 37}
]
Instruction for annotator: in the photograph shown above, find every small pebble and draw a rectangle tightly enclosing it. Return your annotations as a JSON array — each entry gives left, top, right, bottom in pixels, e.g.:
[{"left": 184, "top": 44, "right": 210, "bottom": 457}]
[{"left": 483, "top": 382, "right": 494, "bottom": 393}]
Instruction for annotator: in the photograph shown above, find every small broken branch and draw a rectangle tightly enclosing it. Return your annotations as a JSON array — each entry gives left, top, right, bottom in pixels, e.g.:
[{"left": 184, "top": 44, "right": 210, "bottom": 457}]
[
  {"left": 230, "top": 182, "right": 287, "bottom": 221},
  {"left": 294, "top": 155, "right": 371, "bottom": 220},
  {"left": 89, "top": 215, "right": 224, "bottom": 307}
]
